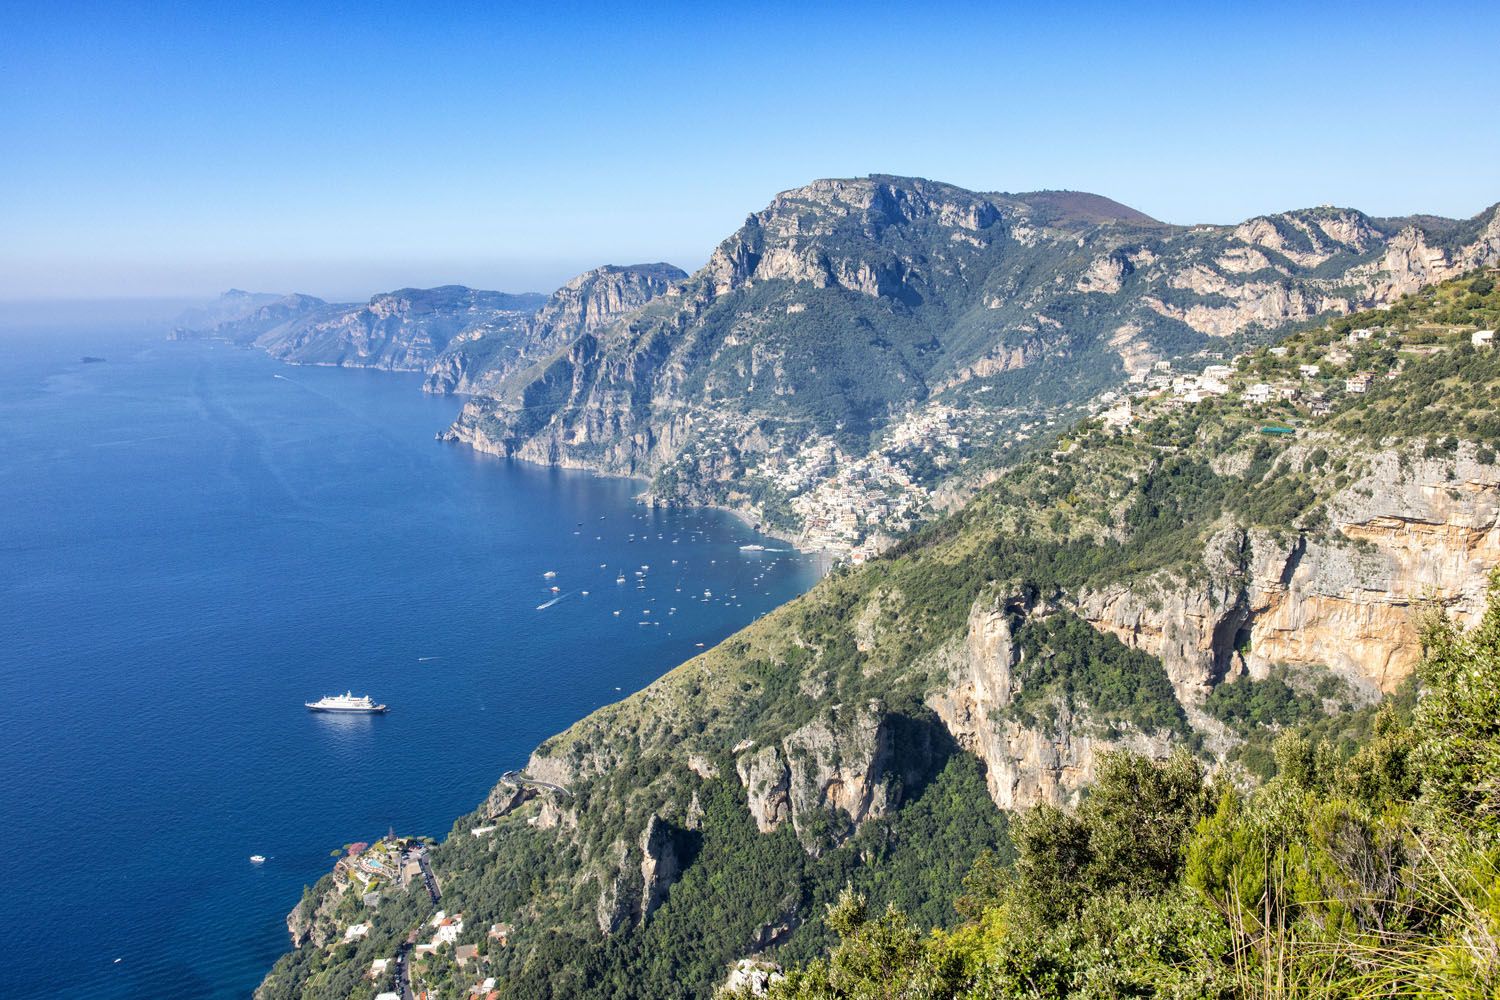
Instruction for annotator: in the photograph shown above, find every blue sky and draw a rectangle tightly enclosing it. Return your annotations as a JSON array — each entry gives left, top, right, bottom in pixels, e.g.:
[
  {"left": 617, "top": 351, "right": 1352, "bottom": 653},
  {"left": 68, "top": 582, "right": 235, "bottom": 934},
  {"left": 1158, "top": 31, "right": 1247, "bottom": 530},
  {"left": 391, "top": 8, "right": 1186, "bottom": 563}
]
[{"left": 3, "top": 1, "right": 1498, "bottom": 301}]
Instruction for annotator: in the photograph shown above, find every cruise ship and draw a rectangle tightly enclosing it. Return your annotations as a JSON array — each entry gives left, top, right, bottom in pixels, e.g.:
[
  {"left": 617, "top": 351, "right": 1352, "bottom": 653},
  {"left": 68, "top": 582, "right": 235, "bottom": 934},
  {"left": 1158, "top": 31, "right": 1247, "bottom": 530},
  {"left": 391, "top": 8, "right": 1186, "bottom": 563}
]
[{"left": 305, "top": 691, "right": 388, "bottom": 714}]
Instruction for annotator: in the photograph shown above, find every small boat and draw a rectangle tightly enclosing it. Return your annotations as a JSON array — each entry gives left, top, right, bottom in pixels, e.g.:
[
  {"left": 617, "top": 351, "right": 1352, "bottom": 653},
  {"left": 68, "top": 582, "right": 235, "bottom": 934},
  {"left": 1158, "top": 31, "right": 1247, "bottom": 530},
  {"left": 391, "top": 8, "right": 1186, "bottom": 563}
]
[
  {"left": 740, "top": 544, "right": 766, "bottom": 551},
  {"left": 305, "top": 691, "right": 388, "bottom": 714},
  {"left": 250, "top": 855, "right": 266, "bottom": 864},
  {"left": 543, "top": 570, "right": 556, "bottom": 578}
]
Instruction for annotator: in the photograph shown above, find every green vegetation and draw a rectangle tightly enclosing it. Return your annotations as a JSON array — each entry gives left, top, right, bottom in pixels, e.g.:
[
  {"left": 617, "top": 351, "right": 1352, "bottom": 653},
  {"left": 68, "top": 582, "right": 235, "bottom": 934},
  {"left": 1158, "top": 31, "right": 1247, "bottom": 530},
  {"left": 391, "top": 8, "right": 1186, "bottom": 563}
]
[
  {"left": 1228, "top": 269, "right": 1500, "bottom": 446},
  {"left": 1010, "top": 611, "right": 1189, "bottom": 737},
  {"left": 258, "top": 268, "right": 1500, "bottom": 1000},
  {"left": 1205, "top": 668, "right": 1339, "bottom": 735},
  {"left": 747, "top": 575, "right": 1500, "bottom": 998}
]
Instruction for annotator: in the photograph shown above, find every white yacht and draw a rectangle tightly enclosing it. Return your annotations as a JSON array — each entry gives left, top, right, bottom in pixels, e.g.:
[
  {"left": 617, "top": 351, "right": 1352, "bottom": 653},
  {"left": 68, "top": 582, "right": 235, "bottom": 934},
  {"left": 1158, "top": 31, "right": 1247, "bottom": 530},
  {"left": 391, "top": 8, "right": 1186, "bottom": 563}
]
[{"left": 305, "top": 691, "right": 388, "bottom": 714}]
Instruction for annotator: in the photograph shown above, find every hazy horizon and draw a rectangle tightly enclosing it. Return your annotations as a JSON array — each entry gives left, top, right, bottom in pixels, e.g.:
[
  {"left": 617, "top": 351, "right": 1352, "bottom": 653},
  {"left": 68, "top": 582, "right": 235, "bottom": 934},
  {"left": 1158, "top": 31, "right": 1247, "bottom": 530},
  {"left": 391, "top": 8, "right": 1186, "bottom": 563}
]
[{"left": 6, "top": 1, "right": 1499, "bottom": 301}]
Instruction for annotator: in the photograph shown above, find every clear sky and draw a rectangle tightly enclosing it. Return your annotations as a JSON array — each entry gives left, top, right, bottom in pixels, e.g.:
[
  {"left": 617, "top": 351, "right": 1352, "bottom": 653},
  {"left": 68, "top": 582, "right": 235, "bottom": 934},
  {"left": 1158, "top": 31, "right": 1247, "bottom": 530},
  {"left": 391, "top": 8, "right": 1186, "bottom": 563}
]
[{"left": 3, "top": 1, "right": 1498, "bottom": 301}]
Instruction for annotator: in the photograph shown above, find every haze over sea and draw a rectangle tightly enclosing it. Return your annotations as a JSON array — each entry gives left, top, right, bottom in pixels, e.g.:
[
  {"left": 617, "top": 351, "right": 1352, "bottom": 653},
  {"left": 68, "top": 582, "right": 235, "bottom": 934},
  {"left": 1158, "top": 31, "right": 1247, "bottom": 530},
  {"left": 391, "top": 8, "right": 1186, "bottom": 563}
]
[{"left": 0, "top": 320, "right": 823, "bottom": 999}]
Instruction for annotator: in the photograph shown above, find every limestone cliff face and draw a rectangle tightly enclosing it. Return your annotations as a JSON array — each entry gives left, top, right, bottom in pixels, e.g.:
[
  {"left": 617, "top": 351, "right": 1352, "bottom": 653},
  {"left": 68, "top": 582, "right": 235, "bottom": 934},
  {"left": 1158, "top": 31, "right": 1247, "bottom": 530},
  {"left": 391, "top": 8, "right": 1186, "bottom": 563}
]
[
  {"left": 1138, "top": 206, "right": 1500, "bottom": 339},
  {"left": 917, "top": 446, "right": 1500, "bottom": 812},
  {"left": 1356, "top": 209, "right": 1500, "bottom": 302},
  {"left": 592, "top": 814, "right": 686, "bottom": 935},
  {"left": 441, "top": 177, "right": 1499, "bottom": 532},
  {"left": 638, "top": 814, "right": 682, "bottom": 921},
  {"left": 423, "top": 264, "right": 685, "bottom": 394},
  {"left": 1077, "top": 449, "right": 1500, "bottom": 704},
  {"left": 733, "top": 702, "right": 894, "bottom": 853},
  {"left": 927, "top": 598, "right": 1173, "bottom": 811},
  {"left": 526, "top": 263, "right": 686, "bottom": 351}
]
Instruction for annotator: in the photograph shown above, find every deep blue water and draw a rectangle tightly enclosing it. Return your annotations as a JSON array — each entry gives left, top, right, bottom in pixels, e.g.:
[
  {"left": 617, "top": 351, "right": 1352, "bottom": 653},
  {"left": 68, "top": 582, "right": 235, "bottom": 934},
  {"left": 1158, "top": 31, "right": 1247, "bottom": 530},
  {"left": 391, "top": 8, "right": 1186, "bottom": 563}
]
[{"left": 0, "top": 325, "right": 822, "bottom": 999}]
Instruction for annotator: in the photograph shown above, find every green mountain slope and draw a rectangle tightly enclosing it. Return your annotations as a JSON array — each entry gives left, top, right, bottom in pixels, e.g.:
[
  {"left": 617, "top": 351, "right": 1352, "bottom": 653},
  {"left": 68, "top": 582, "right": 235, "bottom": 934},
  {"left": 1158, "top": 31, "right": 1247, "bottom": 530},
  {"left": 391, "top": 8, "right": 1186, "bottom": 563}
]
[
  {"left": 445, "top": 177, "right": 1500, "bottom": 548},
  {"left": 734, "top": 576, "right": 1500, "bottom": 998},
  {"left": 256, "top": 270, "right": 1500, "bottom": 999}
]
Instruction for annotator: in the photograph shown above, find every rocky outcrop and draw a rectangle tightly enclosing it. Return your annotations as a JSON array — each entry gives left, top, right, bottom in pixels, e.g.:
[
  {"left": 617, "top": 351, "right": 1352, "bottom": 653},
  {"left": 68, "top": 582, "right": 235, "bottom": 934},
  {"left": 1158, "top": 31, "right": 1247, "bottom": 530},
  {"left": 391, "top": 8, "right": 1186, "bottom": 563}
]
[
  {"left": 1077, "top": 450, "right": 1500, "bottom": 701},
  {"left": 284, "top": 878, "right": 345, "bottom": 949},
  {"left": 595, "top": 841, "right": 633, "bottom": 935},
  {"left": 526, "top": 263, "right": 685, "bottom": 350},
  {"left": 593, "top": 815, "right": 685, "bottom": 933},
  {"left": 733, "top": 702, "right": 894, "bottom": 852},
  {"left": 423, "top": 264, "right": 684, "bottom": 394},
  {"left": 928, "top": 597, "right": 1174, "bottom": 811},
  {"left": 735, "top": 744, "right": 792, "bottom": 834},
  {"left": 720, "top": 959, "right": 785, "bottom": 997},
  {"left": 639, "top": 815, "right": 681, "bottom": 922}
]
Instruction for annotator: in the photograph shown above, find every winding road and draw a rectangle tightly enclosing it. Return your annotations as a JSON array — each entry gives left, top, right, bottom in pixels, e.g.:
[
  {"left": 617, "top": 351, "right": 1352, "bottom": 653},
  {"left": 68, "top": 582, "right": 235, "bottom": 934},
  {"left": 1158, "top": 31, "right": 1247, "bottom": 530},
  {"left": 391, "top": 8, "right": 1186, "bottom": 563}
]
[{"left": 500, "top": 769, "right": 573, "bottom": 797}]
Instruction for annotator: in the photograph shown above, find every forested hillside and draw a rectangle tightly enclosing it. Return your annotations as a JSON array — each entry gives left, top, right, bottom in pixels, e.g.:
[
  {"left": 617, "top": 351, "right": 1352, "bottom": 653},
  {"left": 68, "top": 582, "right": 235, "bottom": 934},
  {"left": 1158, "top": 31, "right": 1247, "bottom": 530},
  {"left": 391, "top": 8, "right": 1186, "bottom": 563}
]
[
  {"left": 258, "top": 271, "right": 1500, "bottom": 1000},
  {"left": 737, "top": 576, "right": 1500, "bottom": 998}
]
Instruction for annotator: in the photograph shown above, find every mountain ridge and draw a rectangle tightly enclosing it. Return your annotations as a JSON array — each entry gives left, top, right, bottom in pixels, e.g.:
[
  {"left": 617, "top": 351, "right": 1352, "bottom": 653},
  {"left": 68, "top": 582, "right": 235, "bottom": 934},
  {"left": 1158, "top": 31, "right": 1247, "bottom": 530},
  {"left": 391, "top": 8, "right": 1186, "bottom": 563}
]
[{"left": 441, "top": 175, "right": 1500, "bottom": 553}]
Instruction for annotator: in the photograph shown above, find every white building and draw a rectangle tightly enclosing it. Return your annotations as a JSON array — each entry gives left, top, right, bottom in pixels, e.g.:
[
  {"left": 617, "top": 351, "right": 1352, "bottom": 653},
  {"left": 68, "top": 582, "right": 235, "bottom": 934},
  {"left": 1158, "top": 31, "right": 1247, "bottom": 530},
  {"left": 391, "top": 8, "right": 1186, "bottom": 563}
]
[
  {"left": 1299, "top": 364, "right": 1321, "bottom": 378},
  {"left": 1345, "top": 373, "right": 1374, "bottom": 394},
  {"left": 1244, "top": 383, "right": 1274, "bottom": 405},
  {"left": 344, "top": 923, "right": 370, "bottom": 942},
  {"left": 1474, "top": 329, "right": 1495, "bottom": 348},
  {"left": 433, "top": 914, "right": 465, "bottom": 945}
]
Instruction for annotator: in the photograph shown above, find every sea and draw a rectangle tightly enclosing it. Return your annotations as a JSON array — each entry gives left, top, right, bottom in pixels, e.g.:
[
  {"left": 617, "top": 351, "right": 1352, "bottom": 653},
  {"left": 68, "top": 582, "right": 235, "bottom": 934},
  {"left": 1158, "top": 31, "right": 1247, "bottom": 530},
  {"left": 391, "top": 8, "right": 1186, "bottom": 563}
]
[{"left": 0, "top": 318, "right": 824, "bottom": 999}]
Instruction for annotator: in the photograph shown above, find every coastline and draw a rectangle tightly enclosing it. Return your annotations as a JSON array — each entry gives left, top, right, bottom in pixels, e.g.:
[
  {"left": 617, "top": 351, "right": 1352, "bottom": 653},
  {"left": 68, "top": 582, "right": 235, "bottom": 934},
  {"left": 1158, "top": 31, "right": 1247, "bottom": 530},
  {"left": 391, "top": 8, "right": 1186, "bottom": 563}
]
[
  {"left": 148, "top": 335, "right": 831, "bottom": 996},
  {"left": 191, "top": 332, "right": 832, "bottom": 560}
]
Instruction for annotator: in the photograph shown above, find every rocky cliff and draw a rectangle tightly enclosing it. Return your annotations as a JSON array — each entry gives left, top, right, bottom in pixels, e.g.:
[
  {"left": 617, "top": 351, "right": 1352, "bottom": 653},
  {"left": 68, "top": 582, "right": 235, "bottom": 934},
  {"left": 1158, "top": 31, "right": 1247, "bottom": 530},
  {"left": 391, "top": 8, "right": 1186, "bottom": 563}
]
[
  {"left": 442, "top": 175, "right": 1500, "bottom": 542},
  {"left": 1077, "top": 449, "right": 1500, "bottom": 706},
  {"left": 734, "top": 701, "right": 894, "bottom": 850},
  {"left": 423, "top": 263, "right": 684, "bottom": 394}
]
